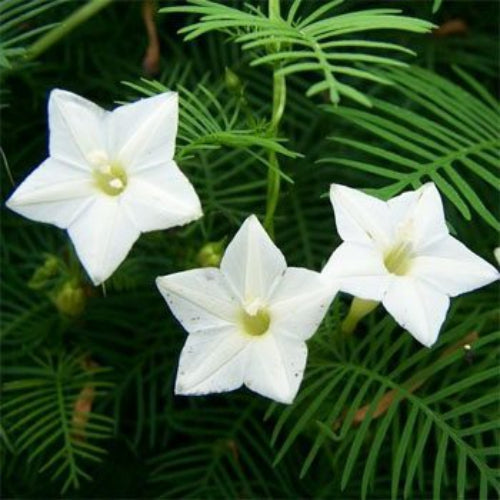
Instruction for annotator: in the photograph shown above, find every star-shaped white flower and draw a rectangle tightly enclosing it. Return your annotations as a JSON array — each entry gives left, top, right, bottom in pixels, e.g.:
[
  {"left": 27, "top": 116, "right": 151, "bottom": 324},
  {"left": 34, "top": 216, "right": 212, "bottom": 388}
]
[
  {"left": 156, "top": 215, "right": 334, "bottom": 404},
  {"left": 6, "top": 89, "right": 202, "bottom": 285},
  {"left": 322, "top": 183, "right": 498, "bottom": 347}
]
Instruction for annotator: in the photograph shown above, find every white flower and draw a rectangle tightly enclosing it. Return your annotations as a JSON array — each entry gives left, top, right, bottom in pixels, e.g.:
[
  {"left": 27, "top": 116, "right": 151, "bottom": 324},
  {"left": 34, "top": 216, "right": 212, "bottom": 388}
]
[
  {"left": 6, "top": 89, "right": 202, "bottom": 285},
  {"left": 322, "top": 183, "right": 499, "bottom": 347},
  {"left": 156, "top": 215, "right": 334, "bottom": 404}
]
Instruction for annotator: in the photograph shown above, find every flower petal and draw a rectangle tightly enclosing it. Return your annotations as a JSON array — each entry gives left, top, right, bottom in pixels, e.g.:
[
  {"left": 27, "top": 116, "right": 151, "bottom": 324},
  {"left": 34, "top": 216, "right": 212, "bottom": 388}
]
[
  {"left": 67, "top": 196, "right": 139, "bottom": 285},
  {"left": 410, "top": 235, "right": 499, "bottom": 297},
  {"left": 5, "top": 158, "right": 95, "bottom": 228},
  {"left": 322, "top": 242, "right": 391, "bottom": 301},
  {"left": 382, "top": 276, "right": 450, "bottom": 347},
  {"left": 107, "top": 92, "right": 178, "bottom": 171},
  {"left": 388, "top": 183, "right": 448, "bottom": 252},
  {"left": 156, "top": 268, "right": 240, "bottom": 332},
  {"left": 330, "top": 184, "right": 393, "bottom": 248},
  {"left": 269, "top": 267, "right": 334, "bottom": 341},
  {"left": 48, "top": 89, "right": 107, "bottom": 169},
  {"left": 122, "top": 160, "right": 202, "bottom": 232},
  {"left": 244, "top": 334, "right": 307, "bottom": 404},
  {"left": 220, "top": 215, "right": 286, "bottom": 304},
  {"left": 175, "top": 328, "right": 249, "bottom": 395}
]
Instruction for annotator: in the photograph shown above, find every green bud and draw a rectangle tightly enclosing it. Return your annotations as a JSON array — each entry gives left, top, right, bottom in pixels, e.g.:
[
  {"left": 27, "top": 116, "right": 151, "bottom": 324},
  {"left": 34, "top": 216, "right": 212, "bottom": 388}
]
[
  {"left": 225, "top": 67, "right": 242, "bottom": 93},
  {"left": 53, "top": 282, "right": 86, "bottom": 317},
  {"left": 196, "top": 241, "right": 225, "bottom": 268}
]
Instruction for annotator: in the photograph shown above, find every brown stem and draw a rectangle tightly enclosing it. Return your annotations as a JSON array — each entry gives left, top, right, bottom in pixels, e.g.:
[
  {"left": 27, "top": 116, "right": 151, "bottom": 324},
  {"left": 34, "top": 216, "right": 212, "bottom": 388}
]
[
  {"left": 142, "top": 0, "right": 160, "bottom": 76},
  {"left": 71, "top": 357, "right": 99, "bottom": 441}
]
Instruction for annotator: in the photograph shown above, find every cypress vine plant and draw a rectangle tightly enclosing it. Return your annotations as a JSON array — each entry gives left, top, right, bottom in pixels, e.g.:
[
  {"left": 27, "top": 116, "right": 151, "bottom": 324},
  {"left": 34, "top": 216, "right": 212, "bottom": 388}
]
[{"left": 1, "top": 0, "right": 499, "bottom": 499}]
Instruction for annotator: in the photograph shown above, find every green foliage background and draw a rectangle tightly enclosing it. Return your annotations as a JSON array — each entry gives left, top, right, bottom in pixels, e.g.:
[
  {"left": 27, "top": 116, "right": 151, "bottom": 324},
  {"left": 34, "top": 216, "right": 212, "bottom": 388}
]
[{"left": 1, "top": 0, "right": 498, "bottom": 498}]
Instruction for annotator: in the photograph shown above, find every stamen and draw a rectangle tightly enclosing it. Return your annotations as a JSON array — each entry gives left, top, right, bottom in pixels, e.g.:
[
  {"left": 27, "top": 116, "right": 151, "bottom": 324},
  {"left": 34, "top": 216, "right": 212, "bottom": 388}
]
[{"left": 109, "top": 178, "right": 124, "bottom": 189}]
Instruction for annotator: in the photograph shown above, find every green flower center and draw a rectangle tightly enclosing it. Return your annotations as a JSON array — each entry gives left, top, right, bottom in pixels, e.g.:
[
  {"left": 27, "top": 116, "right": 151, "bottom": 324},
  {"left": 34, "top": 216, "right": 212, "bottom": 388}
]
[
  {"left": 383, "top": 240, "right": 413, "bottom": 276},
  {"left": 93, "top": 163, "right": 127, "bottom": 196},
  {"left": 240, "top": 308, "right": 271, "bottom": 337}
]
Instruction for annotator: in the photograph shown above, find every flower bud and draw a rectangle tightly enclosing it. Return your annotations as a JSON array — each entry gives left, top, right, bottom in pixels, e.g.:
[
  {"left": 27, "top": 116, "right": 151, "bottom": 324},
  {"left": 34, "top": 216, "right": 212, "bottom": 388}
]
[
  {"left": 196, "top": 241, "right": 225, "bottom": 268},
  {"left": 225, "top": 67, "right": 242, "bottom": 93},
  {"left": 53, "top": 282, "right": 86, "bottom": 317}
]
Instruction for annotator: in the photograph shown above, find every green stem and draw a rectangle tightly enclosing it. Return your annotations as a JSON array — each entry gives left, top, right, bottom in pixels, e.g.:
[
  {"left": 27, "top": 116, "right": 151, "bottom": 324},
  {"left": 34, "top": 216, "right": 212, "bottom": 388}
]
[
  {"left": 24, "top": 0, "right": 113, "bottom": 61},
  {"left": 263, "top": 0, "right": 286, "bottom": 238},
  {"left": 341, "top": 297, "right": 379, "bottom": 336}
]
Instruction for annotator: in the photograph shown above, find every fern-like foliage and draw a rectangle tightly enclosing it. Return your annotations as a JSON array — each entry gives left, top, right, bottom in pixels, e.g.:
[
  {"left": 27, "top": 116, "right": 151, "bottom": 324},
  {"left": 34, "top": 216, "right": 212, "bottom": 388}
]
[
  {"left": 320, "top": 65, "right": 500, "bottom": 230},
  {"left": 123, "top": 76, "right": 296, "bottom": 224},
  {"left": 0, "top": 0, "right": 70, "bottom": 68},
  {"left": 1, "top": 223, "right": 66, "bottom": 355},
  {"left": 162, "top": 0, "right": 434, "bottom": 106},
  {"left": 1, "top": 350, "right": 114, "bottom": 493},
  {"left": 123, "top": 77, "right": 297, "bottom": 161},
  {"left": 267, "top": 304, "right": 499, "bottom": 499},
  {"left": 147, "top": 401, "right": 300, "bottom": 498}
]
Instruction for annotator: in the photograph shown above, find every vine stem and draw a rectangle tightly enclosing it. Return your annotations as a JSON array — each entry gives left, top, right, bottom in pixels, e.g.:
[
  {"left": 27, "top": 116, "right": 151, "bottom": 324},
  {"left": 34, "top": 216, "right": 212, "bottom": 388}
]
[
  {"left": 24, "top": 0, "right": 114, "bottom": 61},
  {"left": 263, "top": 0, "right": 286, "bottom": 238}
]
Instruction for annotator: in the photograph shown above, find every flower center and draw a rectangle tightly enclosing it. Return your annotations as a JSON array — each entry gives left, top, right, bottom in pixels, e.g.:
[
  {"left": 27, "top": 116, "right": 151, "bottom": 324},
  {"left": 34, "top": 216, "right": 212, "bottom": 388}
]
[
  {"left": 88, "top": 151, "right": 127, "bottom": 196},
  {"left": 240, "top": 308, "right": 271, "bottom": 337},
  {"left": 93, "top": 163, "right": 127, "bottom": 196},
  {"left": 383, "top": 240, "right": 413, "bottom": 276}
]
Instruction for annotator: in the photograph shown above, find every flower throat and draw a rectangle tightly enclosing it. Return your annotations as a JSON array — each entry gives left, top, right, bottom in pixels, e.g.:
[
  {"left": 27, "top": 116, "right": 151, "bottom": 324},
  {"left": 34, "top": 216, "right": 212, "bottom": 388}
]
[
  {"left": 93, "top": 163, "right": 127, "bottom": 196},
  {"left": 240, "top": 308, "right": 270, "bottom": 336},
  {"left": 384, "top": 240, "right": 413, "bottom": 275}
]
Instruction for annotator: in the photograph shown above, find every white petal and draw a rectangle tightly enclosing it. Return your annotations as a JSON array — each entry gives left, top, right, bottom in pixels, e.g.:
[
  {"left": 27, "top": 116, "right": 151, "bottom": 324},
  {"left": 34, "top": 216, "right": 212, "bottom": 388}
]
[
  {"left": 269, "top": 267, "right": 334, "bottom": 341},
  {"left": 322, "top": 242, "right": 391, "bottom": 301},
  {"left": 175, "top": 328, "right": 249, "bottom": 395},
  {"left": 386, "top": 188, "right": 420, "bottom": 228},
  {"left": 122, "top": 160, "right": 202, "bottom": 232},
  {"left": 67, "top": 196, "right": 139, "bottom": 285},
  {"left": 410, "top": 236, "right": 499, "bottom": 297},
  {"left": 388, "top": 183, "right": 448, "bottom": 252},
  {"left": 48, "top": 89, "right": 107, "bottom": 169},
  {"left": 382, "top": 276, "right": 450, "bottom": 347},
  {"left": 107, "top": 92, "right": 178, "bottom": 171},
  {"left": 156, "top": 268, "right": 240, "bottom": 332},
  {"left": 330, "top": 184, "right": 393, "bottom": 248},
  {"left": 5, "top": 158, "right": 95, "bottom": 228},
  {"left": 220, "top": 215, "right": 286, "bottom": 304},
  {"left": 244, "top": 334, "right": 307, "bottom": 404}
]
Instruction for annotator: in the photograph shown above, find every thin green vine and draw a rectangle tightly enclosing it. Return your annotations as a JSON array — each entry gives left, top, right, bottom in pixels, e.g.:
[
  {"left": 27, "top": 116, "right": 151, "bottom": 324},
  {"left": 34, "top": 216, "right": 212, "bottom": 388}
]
[
  {"left": 24, "top": 0, "right": 113, "bottom": 61},
  {"left": 264, "top": 0, "right": 287, "bottom": 238}
]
